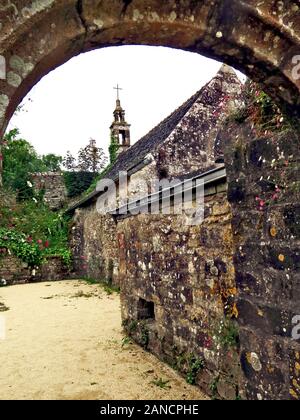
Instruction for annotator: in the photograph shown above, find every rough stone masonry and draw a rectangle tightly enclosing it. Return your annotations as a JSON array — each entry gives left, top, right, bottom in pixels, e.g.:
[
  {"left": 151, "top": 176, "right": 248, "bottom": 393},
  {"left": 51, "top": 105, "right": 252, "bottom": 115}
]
[{"left": 0, "top": 0, "right": 300, "bottom": 401}]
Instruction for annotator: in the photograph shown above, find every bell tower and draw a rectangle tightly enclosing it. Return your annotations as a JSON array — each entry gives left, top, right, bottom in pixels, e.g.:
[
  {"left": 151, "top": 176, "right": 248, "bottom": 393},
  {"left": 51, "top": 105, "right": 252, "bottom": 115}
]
[{"left": 110, "top": 84, "right": 131, "bottom": 158}]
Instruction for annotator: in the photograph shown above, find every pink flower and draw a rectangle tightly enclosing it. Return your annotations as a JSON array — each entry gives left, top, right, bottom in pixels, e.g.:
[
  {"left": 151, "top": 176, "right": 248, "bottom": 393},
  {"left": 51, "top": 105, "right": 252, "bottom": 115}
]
[{"left": 37, "top": 239, "right": 43, "bottom": 245}]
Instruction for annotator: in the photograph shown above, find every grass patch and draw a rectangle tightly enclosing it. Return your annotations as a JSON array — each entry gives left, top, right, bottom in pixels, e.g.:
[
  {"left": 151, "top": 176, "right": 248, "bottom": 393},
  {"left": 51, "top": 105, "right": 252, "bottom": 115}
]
[
  {"left": 0, "top": 302, "right": 9, "bottom": 312},
  {"left": 121, "top": 336, "right": 133, "bottom": 348},
  {"left": 72, "top": 290, "right": 96, "bottom": 299},
  {"left": 150, "top": 378, "right": 171, "bottom": 390},
  {"left": 82, "top": 278, "right": 120, "bottom": 295}
]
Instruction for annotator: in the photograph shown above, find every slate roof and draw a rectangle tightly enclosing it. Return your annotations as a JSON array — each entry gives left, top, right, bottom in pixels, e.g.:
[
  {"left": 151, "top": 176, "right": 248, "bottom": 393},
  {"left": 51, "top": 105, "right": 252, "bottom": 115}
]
[
  {"left": 105, "top": 88, "right": 205, "bottom": 181},
  {"left": 67, "top": 65, "right": 239, "bottom": 213},
  {"left": 105, "top": 64, "right": 239, "bottom": 181}
]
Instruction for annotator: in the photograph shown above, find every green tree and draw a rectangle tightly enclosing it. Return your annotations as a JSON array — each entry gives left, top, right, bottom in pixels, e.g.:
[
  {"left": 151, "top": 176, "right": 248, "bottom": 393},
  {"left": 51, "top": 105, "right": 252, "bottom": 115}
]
[
  {"left": 40, "top": 154, "right": 63, "bottom": 172},
  {"left": 2, "top": 129, "right": 40, "bottom": 199},
  {"left": 2, "top": 129, "right": 63, "bottom": 199},
  {"left": 63, "top": 151, "right": 77, "bottom": 171},
  {"left": 78, "top": 139, "right": 107, "bottom": 174}
]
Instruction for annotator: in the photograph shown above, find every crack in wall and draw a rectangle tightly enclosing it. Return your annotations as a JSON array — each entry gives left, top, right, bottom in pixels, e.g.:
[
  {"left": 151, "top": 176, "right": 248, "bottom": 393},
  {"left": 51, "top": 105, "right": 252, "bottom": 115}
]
[
  {"left": 121, "top": 0, "right": 133, "bottom": 17},
  {"left": 76, "top": 0, "right": 88, "bottom": 34}
]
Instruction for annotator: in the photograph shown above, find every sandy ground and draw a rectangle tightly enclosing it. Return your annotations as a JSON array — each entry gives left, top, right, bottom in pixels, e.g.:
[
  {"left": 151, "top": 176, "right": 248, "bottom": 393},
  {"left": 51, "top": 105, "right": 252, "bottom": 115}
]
[{"left": 0, "top": 280, "right": 208, "bottom": 400}]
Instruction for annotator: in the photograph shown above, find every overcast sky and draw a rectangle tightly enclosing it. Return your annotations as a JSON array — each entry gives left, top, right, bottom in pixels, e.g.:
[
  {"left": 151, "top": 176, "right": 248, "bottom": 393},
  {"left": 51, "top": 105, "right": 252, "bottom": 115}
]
[{"left": 8, "top": 46, "right": 244, "bottom": 159}]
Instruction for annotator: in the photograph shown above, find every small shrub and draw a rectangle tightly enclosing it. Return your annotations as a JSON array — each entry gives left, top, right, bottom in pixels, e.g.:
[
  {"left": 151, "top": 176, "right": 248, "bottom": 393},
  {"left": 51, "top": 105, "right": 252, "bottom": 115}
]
[
  {"left": 121, "top": 336, "right": 133, "bottom": 348},
  {"left": 128, "top": 320, "right": 138, "bottom": 333},
  {"left": 214, "top": 318, "right": 240, "bottom": 351},
  {"left": 210, "top": 376, "right": 220, "bottom": 399},
  {"left": 0, "top": 228, "right": 43, "bottom": 267},
  {"left": 186, "top": 354, "right": 204, "bottom": 385},
  {"left": 63, "top": 171, "right": 96, "bottom": 198},
  {"left": 140, "top": 322, "right": 150, "bottom": 349},
  {"left": 150, "top": 378, "right": 171, "bottom": 389}
]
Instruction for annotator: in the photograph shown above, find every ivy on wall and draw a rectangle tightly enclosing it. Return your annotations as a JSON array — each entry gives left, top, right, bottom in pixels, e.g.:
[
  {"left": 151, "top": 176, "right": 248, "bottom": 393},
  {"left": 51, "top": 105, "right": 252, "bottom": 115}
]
[{"left": 109, "top": 136, "right": 120, "bottom": 165}]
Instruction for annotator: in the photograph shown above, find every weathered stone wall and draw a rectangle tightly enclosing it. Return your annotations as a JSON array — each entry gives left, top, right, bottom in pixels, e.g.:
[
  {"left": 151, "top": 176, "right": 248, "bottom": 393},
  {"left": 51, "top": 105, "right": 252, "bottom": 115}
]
[
  {"left": 31, "top": 172, "right": 67, "bottom": 210},
  {"left": 0, "top": 254, "right": 70, "bottom": 285},
  {"left": 125, "top": 67, "right": 242, "bottom": 203},
  {"left": 118, "top": 188, "right": 242, "bottom": 399},
  {"left": 0, "top": 0, "right": 299, "bottom": 150},
  {"left": 0, "top": 255, "right": 31, "bottom": 285},
  {"left": 223, "top": 121, "right": 300, "bottom": 400},
  {"left": 127, "top": 161, "right": 157, "bottom": 200},
  {"left": 70, "top": 206, "right": 119, "bottom": 286},
  {"left": 153, "top": 66, "right": 242, "bottom": 179}
]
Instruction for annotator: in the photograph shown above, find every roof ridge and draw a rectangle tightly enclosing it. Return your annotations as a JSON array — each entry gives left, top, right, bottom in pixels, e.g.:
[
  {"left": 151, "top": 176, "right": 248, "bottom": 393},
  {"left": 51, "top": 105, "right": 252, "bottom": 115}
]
[
  {"left": 103, "top": 64, "right": 241, "bottom": 181},
  {"left": 128, "top": 87, "right": 203, "bottom": 152}
]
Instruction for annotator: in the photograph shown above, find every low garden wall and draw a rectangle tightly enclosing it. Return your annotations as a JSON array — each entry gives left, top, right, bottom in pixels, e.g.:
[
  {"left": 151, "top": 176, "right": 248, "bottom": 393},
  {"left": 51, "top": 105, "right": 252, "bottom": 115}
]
[{"left": 0, "top": 253, "right": 71, "bottom": 286}]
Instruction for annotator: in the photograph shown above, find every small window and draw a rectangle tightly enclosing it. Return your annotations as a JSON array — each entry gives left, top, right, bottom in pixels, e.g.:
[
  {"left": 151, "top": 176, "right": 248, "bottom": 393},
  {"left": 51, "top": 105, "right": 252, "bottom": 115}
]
[
  {"left": 119, "top": 130, "right": 126, "bottom": 145},
  {"left": 137, "top": 298, "right": 155, "bottom": 321}
]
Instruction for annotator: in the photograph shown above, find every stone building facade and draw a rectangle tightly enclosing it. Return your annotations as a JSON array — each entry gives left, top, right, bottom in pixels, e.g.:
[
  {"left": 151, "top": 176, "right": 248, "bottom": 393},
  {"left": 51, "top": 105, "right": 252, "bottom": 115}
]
[
  {"left": 118, "top": 174, "right": 241, "bottom": 399},
  {"left": 68, "top": 64, "right": 300, "bottom": 399},
  {"left": 69, "top": 64, "right": 242, "bottom": 284},
  {"left": 68, "top": 65, "right": 244, "bottom": 398},
  {"left": 1, "top": 0, "right": 300, "bottom": 401}
]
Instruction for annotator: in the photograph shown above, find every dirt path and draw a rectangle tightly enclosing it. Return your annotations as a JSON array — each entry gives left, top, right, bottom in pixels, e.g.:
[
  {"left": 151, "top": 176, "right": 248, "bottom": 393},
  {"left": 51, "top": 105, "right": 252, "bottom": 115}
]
[{"left": 0, "top": 280, "right": 208, "bottom": 400}]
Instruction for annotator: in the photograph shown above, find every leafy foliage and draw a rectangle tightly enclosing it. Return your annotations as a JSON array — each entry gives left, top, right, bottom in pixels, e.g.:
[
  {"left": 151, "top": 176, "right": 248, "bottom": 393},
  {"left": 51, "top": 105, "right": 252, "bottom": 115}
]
[
  {"left": 2, "top": 129, "right": 62, "bottom": 200},
  {"left": 214, "top": 318, "right": 240, "bottom": 351},
  {"left": 63, "top": 151, "right": 77, "bottom": 171},
  {"left": 40, "top": 154, "right": 62, "bottom": 172},
  {"left": 63, "top": 139, "right": 108, "bottom": 174},
  {"left": 230, "top": 80, "right": 300, "bottom": 134},
  {"left": 0, "top": 199, "right": 72, "bottom": 268},
  {"left": 0, "top": 228, "right": 43, "bottom": 267},
  {"left": 78, "top": 139, "right": 107, "bottom": 173},
  {"left": 150, "top": 378, "right": 171, "bottom": 389},
  {"left": 62, "top": 139, "right": 109, "bottom": 198},
  {"left": 109, "top": 136, "right": 120, "bottom": 164},
  {"left": 186, "top": 354, "right": 204, "bottom": 385},
  {"left": 63, "top": 172, "right": 96, "bottom": 198}
]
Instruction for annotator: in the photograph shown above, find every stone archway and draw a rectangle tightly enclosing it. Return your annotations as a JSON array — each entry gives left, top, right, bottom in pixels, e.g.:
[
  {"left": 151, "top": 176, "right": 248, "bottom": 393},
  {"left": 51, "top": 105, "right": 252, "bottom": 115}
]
[
  {"left": 1, "top": 0, "right": 300, "bottom": 401},
  {"left": 0, "top": 0, "right": 300, "bottom": 138}
]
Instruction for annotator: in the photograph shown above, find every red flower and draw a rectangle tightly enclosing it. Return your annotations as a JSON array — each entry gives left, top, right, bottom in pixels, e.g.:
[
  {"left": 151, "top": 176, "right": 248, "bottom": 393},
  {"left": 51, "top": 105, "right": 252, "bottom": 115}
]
[{"left": 44, "top": 241, "right": 50, "bottom": 248}]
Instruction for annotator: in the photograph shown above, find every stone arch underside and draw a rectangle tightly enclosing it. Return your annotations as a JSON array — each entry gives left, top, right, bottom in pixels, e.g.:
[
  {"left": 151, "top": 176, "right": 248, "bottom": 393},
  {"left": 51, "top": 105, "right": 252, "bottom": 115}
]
[{"left": 0, "top": 0, "right": 300, "bottom": 138}]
